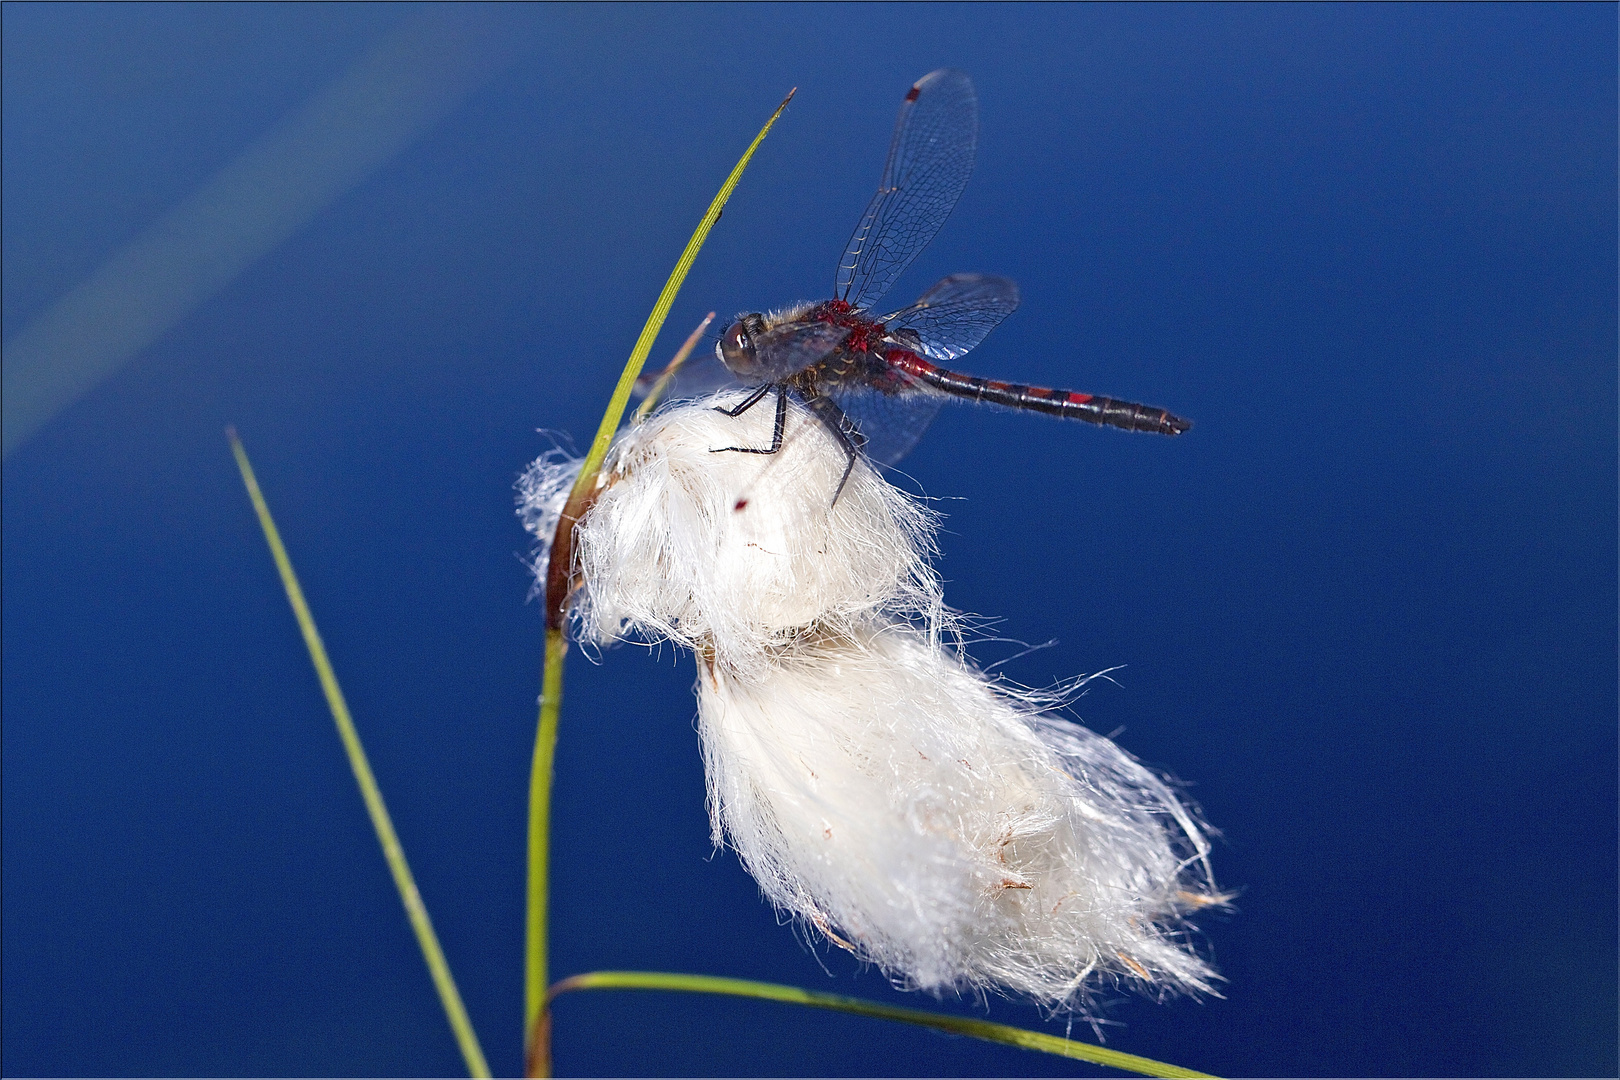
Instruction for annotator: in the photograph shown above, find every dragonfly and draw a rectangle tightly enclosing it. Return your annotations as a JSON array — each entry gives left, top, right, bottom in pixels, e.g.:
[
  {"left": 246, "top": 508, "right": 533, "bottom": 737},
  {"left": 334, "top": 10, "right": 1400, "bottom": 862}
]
[{"left": 670, "top": 68, "right": 1191, "bottom": 496}]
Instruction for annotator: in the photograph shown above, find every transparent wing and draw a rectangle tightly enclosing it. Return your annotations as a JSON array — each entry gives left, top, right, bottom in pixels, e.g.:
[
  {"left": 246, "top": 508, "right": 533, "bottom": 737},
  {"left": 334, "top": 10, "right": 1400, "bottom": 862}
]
[
  {"left": 752, "top": 321, "right": 851, "bottom": 381},
  {"left": 825, "top": 372, "right": 949, "bottom": 467},
  {"left": 633, "top": 353, "right": 738, "bottom": 402},
  {"left": 836, "top": 69, "right": 978, "bottom": 313},
  {"left": 883, "top": 273, "right": 1020, "bottom": 361}
]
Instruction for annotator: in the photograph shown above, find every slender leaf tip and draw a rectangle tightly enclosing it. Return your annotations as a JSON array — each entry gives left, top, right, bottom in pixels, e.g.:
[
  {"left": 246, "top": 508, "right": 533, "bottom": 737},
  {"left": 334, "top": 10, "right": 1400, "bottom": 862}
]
[{"left": 229, "top": 427, "right": 491, "bottom": 1079}]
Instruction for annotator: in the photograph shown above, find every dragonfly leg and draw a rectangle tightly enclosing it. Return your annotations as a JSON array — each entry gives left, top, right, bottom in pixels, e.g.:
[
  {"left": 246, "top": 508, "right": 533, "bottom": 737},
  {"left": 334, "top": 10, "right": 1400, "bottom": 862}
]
[
  {"left": 710, "top": 384, "right": 787, "bottom": 455},
  {"left": 712, "top": 382, "right": 773, "bottom": 419},
  {"left": 830, "top": 438, "right": 859, "bottom": 505},
  {"left": 802, "top": 395, "right": 867, "bottom": 505}
]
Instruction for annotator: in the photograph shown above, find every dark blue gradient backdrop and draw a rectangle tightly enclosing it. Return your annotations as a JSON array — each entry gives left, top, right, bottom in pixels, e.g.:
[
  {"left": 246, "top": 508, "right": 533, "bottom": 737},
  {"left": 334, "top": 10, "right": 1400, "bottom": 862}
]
[{"left": 4, "top": 4, "right": 1615, "bottom": 1076}]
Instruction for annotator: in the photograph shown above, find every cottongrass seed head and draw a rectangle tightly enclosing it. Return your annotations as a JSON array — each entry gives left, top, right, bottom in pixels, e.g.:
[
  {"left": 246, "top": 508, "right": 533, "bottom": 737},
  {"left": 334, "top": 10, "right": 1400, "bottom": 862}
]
[
  {"left": 517, "top": 391, "right": 1226, "bottom": 1014},
  {"left": 560, "top": 390, "right": 945, "bottom": 673},
  {"left": 699, "top": 621, "right": 1224, "bottom": 1012}
]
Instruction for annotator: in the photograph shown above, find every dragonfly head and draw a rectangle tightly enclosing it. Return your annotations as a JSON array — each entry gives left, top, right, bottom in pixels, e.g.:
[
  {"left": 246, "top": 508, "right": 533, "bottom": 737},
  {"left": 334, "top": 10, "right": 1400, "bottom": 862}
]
[{"left": 716, "top": 313, "right": 769, "bottom": 379}]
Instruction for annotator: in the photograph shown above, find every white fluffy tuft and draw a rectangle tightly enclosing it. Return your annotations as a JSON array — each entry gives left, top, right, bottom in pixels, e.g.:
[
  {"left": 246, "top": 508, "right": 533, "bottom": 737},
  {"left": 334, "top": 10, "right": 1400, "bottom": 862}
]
[
  {"left": 698, "top": 623, "right": 1223, "bottom": 1010},
  {"left": 573, "top": 391, "right": 946, "bottom": 674},
  {"left": 524, "top": 392, "right": 1224, "bottom": 1011},
  {"left": 515, "top": 445, "right": 584, "bottom": 601}
]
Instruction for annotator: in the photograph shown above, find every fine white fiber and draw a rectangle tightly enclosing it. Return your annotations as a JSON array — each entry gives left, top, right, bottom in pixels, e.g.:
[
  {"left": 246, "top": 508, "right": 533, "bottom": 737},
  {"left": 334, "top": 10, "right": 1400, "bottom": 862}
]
[
  {"left": 566, "top": 390, "right": 946, "bottom": 673},
  {"left": 516, "top": 391, "right": 1224, "bottom": 1012},
  {"left": 515, "top": 444, "right": 583, "bottom": 601},
  {"left": 697, "top": 622, "right": 1224, "bottom": 1011}
]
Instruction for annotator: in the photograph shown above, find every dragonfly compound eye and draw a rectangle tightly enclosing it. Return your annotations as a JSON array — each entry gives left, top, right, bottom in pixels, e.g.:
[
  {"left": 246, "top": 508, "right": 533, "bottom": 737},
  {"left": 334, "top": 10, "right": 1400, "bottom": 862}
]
[{"left": 717, "top": 318, "right": 761, "bottom": 378}]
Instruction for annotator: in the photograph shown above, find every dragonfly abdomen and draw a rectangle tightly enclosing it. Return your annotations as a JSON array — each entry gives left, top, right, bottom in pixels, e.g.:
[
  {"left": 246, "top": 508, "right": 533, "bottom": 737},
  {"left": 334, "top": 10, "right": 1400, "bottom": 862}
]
[{"left": 893, "top": 352, "right": 1191, "bottom": 436}]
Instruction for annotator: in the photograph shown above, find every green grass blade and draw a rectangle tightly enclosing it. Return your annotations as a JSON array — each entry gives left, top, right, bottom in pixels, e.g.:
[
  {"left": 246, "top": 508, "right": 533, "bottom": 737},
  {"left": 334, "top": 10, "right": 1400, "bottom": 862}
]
[
  {"left": 549, "top": 971, "right": 1219, "bottom": 1079},
  {"left": 524, "top": 89, "right": 795, "bottom": 1078},
  {"left": 228, "top": 428, "right": 491, "bottom": 1079},
  {"left": 570, "top": 88, "right": 795, "bottom": 490}
]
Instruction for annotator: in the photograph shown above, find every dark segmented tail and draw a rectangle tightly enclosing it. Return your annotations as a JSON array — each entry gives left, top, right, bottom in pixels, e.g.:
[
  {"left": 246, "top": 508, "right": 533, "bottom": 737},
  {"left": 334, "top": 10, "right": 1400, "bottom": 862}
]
[{"left": 906, "top": 359, "right": 1191, "bottom": 435}]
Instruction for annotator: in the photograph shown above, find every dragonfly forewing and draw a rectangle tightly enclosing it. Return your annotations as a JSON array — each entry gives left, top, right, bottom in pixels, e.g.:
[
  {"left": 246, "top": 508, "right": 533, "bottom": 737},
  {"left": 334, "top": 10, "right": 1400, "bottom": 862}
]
[{"left": 837, "top": 69, "right": 978, "bottom": 313}]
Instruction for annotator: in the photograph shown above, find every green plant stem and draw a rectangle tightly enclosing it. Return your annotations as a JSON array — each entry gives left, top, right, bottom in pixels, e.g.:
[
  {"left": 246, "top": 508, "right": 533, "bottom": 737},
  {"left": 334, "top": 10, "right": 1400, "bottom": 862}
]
[
  {"left": 523, "top": 628, "right": 568, "bottom": 1080},
  {"left": 523, "top": 88, "right": 795, "bottom": 1077},
  {"left": 549, "top": 972, "right": 1218, "bottom": 1079},
  {"left": 228, "top": 428, "right": 490, "bottom": 1079}
]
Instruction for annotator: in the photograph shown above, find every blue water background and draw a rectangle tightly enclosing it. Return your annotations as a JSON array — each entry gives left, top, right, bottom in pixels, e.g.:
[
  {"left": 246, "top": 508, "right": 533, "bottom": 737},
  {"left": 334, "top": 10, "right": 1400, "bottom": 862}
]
[{"left": 4, "top": 4, "right": 1615, "bottom": 1076}]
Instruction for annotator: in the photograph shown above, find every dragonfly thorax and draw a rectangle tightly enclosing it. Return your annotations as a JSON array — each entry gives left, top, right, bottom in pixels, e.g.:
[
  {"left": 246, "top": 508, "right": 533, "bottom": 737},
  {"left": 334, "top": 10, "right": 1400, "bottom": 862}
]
[{"left": 714, "top": 301, "right": 884, "bottom": 385}]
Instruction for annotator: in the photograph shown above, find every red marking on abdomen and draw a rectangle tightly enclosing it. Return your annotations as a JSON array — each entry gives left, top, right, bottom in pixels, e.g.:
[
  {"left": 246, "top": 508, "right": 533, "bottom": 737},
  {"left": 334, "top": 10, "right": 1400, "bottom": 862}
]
[
  {"left": 905, "top": 86, "right": 921, "bottom": 102},
  {"left": 891, "top": 356, "right": 1191, "bottom": 436},
  {"left": 885, "top": 349, "right": 935, "bottom": 376}
]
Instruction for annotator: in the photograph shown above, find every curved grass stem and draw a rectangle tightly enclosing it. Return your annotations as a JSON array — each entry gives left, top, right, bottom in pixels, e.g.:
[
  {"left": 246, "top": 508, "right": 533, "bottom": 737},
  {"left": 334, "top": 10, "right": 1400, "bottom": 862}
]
[
  {"left": 228, "top": 428, "right": 490, "bottom": 1079},
  {"left": 549, "top": 971, "right": 1218, "bottom": 1079},
  {"left": 523, "top": 88, "right": 796, "bottom": 1078}
]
